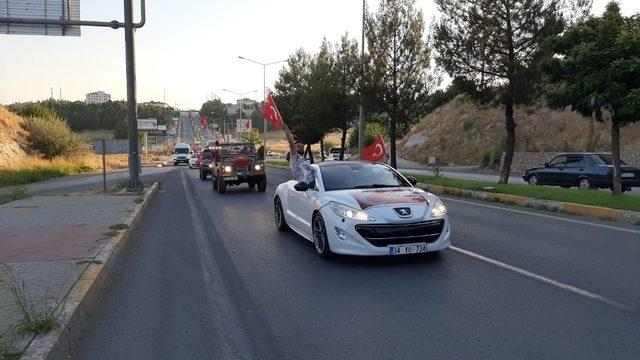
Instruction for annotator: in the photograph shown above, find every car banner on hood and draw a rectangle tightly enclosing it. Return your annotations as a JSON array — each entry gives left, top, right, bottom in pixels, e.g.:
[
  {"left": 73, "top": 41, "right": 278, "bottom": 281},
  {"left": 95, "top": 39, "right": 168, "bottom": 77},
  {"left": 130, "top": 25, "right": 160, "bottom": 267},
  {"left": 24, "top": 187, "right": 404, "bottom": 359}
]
[{"left": 347, "top": 188, "right": 428, "bottom": 210}]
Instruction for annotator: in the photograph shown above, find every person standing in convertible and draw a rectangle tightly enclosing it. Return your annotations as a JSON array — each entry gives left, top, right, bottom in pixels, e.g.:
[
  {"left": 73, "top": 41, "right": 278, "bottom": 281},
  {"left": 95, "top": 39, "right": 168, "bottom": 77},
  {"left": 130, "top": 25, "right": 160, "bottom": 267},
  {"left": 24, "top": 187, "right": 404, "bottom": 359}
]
[{"left": 282, "top": 123, "right": 316, "bottom": 187}]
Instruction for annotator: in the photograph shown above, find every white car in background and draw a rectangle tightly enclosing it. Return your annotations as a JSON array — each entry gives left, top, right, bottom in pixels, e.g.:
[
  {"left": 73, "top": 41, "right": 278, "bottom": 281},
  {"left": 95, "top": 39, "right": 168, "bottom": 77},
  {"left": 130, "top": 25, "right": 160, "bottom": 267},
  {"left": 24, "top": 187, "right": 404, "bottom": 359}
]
[
  {"left": 327, "top": 148, "right": 352, "bottom": 161},
  {"left": 188, "top": 153, "right": 199, "bottom": 169},
  {"left": 273, "top": 161, "right": 451, "bottom": 258}
]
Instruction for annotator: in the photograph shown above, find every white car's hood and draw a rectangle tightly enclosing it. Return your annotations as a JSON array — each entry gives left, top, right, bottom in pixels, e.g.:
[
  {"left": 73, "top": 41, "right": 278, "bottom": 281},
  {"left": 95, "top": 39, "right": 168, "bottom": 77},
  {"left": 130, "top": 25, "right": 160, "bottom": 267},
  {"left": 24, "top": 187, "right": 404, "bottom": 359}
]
[{"left": 320, "top": 187, "right": 435, "bottom": 221}]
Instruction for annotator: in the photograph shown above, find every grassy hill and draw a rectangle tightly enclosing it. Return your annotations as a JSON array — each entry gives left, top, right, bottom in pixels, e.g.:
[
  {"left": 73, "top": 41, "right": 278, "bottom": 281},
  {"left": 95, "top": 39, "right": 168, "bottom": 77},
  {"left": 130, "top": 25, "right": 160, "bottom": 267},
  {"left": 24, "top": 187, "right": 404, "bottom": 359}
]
[{"left": 398, "top": 95, "right": 640, "bottom": 166}]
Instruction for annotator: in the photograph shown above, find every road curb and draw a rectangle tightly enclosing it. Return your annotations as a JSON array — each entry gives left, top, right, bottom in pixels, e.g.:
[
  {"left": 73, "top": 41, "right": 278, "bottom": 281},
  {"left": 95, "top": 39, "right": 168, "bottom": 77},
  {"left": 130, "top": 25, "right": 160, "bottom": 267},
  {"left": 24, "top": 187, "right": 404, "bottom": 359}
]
[
  {"left": 418, "top": 183, "right": 640, "bottom": 224},
  {"left": 20, "top": 182, "right": 160, "bottom": 360},
  {"left": 266, "top": 163, "right": 289, "bottom": 170}
]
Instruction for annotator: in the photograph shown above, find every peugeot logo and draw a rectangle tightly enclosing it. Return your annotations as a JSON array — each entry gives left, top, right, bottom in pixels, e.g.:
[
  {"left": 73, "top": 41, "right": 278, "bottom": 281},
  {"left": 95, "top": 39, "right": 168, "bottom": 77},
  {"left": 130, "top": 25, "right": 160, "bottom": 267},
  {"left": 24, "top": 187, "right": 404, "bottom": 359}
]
[{"left": 394, "top": 207, "right": 412, "bottom": 217}]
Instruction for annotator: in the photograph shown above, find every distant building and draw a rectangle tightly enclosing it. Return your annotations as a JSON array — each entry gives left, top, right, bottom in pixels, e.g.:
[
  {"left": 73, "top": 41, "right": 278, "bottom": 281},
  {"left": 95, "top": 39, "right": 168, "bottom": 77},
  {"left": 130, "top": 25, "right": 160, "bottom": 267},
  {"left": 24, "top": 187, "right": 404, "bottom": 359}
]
[
  {"left": 226, "top": 98, "right": 257, "bottom": 118},
  {"left": 85, "top": 91, "right": 111, "bottom": 104},
  {"left": 141, "top": 101, "right": 168, "bottom": 108}
]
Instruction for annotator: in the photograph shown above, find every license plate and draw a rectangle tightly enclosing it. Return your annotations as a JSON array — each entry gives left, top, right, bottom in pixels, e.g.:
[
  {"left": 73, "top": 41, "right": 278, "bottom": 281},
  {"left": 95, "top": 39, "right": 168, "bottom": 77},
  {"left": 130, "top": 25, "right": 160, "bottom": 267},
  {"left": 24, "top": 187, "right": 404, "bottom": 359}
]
[
  {"left": 225, "top": 176, "right": 238, "bottom": 181},
  {"left": 622, "top": 173, "right": 635, "bottom": 178},
  {"left": 389, "top": 243, "right": 428, "bottom": 255}
]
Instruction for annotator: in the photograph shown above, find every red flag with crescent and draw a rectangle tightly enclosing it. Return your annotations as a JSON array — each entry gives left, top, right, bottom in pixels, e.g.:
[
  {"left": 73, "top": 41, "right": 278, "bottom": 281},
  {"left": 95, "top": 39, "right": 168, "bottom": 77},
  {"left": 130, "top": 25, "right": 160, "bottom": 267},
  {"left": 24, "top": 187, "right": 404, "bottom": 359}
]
[
  {"left": 362, "top": 133, "right": 387, "bottom": 162},
  {"left": 263, "top": 94, "right": 284, "bottom": 130},
  {"left": 200, "top": 114, "right": 208, "bottom": 129}
]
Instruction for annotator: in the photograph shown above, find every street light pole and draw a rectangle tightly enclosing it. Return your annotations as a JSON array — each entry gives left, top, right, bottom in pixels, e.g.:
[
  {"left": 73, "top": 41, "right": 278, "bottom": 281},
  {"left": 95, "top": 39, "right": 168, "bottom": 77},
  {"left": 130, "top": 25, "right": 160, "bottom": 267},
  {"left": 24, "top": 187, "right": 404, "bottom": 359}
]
[
  {"left": 358, "top": 0, "right": 366, "bottom": 158},
  {"left": 237, "top": 56, "right": 287, "bottom": 161},
  {"left": 124, "top": 0, "right": 143, "bottom": 192}
]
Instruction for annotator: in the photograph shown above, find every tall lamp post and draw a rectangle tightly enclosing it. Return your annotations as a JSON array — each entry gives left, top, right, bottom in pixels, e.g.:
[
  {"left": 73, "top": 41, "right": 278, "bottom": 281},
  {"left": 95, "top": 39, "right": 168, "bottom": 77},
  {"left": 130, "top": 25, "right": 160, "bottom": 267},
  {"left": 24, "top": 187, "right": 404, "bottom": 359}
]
[
  {"left": 237, "top": 56, "right": 287, "bottom": 160},
  {"left": 222, "top": 88, "right": 257, "bottom": 142},
  {"left": 358, "top": 0, "right": 366, "bottom": 157}
]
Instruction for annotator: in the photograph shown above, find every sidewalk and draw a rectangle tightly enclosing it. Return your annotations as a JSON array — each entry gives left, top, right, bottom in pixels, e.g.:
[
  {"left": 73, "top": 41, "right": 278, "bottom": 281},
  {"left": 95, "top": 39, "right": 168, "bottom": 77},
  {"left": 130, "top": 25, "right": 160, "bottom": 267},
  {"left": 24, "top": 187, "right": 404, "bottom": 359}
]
[{"left": 0, "top": 188, "right": 149, "bottom": 355}]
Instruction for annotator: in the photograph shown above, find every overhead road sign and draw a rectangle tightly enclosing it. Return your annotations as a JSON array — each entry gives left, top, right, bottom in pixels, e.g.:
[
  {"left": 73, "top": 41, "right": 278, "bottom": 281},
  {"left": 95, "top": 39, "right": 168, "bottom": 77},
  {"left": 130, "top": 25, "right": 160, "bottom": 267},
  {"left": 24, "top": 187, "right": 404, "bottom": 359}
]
[
  {"left": 0, "top": 0, "right": 146, "bottom": 32},
  {"left": 0, "top": 0, "right": 80, "bottom": 36}
]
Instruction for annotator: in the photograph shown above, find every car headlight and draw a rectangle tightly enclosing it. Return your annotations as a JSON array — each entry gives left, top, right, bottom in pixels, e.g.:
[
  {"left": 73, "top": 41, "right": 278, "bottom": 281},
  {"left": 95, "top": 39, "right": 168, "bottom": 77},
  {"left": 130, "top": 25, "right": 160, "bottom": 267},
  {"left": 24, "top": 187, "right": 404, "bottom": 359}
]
[
  {"left": 329, "top": 202, "right": 375, "bottom": 221},
  {"left": 208, "top": 163, "right": 213, "bottom": 168},
  {"left": 254, "top": 164, "right": 263, "bottom": 171},
  {"left": 431, "top": 198, "right": 447, "bottom": 217}
]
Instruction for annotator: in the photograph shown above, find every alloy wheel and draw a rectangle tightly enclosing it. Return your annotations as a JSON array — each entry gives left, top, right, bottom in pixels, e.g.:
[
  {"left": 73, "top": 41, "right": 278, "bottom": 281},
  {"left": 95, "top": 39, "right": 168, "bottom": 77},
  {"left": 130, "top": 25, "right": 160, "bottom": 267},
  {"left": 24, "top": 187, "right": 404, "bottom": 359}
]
[{"left": 578, "top": 179, "right": 591, "bottom": 190}]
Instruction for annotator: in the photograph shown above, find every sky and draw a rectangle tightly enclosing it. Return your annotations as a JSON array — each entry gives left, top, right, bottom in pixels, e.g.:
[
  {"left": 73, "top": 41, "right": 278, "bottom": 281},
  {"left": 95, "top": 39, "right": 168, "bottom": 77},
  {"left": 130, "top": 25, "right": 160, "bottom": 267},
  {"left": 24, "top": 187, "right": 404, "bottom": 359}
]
[{"left": 1, "top": 0, "right": 639, "bottom": 110}]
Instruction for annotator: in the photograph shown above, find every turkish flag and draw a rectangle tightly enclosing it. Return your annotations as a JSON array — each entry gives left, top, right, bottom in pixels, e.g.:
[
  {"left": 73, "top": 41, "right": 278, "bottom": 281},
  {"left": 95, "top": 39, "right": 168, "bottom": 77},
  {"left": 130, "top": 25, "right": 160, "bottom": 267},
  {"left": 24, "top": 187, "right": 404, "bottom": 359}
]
[
  {"left": 263, "top": 94, "right": 284, "bottom": 130},
  {"left": 200, "top": 114, "right": 208, "bottom": 129},
  {"left": 362, "top": 134, "right": 387, "bottom": 162}
]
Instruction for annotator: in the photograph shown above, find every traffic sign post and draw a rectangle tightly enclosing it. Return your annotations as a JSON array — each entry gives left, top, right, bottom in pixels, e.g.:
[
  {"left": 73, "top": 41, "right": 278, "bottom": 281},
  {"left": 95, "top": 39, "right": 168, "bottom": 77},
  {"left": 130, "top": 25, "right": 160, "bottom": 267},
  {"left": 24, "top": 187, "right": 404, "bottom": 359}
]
[{"left": 0, "top": 0, "right": 147, "bottom": 192}]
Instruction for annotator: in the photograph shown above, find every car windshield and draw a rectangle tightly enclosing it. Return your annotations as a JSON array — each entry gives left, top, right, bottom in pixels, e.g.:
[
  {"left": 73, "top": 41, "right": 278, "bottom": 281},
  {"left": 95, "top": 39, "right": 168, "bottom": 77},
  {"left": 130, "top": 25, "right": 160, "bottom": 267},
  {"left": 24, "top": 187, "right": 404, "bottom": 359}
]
[
  {"left": 175, "top": 148, "right": 189, "bottom": 154},
  {"left": 320, "top": 163, "right": 410, "bottom": 191},
  {"left": 592, "top": 154, "right": 626, "bottom": 165},
  {"left": 202, "top": 151, "right": 213, "bottom": 159}
]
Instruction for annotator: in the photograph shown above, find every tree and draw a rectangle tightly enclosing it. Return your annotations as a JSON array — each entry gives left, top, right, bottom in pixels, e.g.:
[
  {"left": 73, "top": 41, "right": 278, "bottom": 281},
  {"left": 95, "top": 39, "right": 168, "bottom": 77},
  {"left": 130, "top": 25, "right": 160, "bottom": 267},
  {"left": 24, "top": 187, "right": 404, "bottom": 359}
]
[
  {"left": 365, "top": 0, "right": 436, "bottom": 168},
  {"left": 241, "top": 128, "right": 262, "bottom": 145},
  {"left": 545, "top": 2, "right": 640, "bottom": 195},
  {"left": 200, "top": 98, "right": 227, "bottom": 131},
  {"left": 433, "top": 0, "right": 591, "bottom": 183},
  {"left": 333, "top": 35, "right": 361, "bottom": 160},
  {"left": 274, "top": 48, "right": 334, "bottom": 163}
]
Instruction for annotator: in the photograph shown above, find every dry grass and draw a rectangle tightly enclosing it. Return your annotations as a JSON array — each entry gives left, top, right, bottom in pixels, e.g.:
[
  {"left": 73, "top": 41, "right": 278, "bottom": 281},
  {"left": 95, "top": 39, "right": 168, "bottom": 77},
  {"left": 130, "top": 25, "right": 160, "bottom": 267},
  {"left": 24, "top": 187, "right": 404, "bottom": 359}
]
[
  {"left": 266, "top": 131, "right": 345, "bottom": 154},
  {"left": 399, "top": 95, "right": 640, "bottom": 165},
  {"left": 0, "top": 106, "right": 26, "bottom": 143}
]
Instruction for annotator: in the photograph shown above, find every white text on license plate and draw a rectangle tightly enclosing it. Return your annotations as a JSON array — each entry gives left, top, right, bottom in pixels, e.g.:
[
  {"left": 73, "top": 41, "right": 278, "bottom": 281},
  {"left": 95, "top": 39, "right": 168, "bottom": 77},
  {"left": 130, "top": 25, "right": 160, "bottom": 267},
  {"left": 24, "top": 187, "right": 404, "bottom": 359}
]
[
  {"left": 225, "top": 176, "right": 238, "bottom": 181},
  {"left": 622, "top": 173, "right": 635, "bottom": 178},
  {"left": 389, "top": 243, "right": 428, "bottom": 255}
]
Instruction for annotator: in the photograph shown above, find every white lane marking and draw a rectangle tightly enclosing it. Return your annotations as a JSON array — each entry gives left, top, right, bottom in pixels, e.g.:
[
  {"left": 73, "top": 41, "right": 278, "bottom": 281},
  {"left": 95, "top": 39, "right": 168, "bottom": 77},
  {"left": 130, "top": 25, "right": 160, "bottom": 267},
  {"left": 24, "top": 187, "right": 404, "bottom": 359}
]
[
  {"left": 442, "top": 196, "right": 640, "bottom": 235},
  {"left": 450, "top": 245, "right": 635, "bottom": 312}
]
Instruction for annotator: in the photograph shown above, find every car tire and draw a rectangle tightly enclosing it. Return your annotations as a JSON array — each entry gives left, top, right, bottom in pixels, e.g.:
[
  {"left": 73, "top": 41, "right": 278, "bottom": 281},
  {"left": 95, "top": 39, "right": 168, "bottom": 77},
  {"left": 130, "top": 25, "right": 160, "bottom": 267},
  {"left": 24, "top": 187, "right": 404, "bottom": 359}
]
[
  {"left": 217, "top": 176, "right": 226, "bottom": 194},
  {"left": 528, "top": 174, "right": 540, "bottom": 186},
  {"left": 200, "top": 171, "right": 207, "bottom": 180},
  {"left": 174, "top": 161, "right": 178, "bottom": 166},
  {"left": 274, "top": 197, "right": 289, "bottom": 231},
  {"left": 312, "top": 212, "right": 332, "bottom": 259},
  {"left": 248, "top": 181, "right": 256, "bottom": 190},
  {"left": 257, "top": 178, "right": 267, "bottom": 192},
  {"left": 578, "top": 178, "right": 592, "bottom": 190},
  {"left": 212, "top": 176, "right": 218, "bottom": 190}
]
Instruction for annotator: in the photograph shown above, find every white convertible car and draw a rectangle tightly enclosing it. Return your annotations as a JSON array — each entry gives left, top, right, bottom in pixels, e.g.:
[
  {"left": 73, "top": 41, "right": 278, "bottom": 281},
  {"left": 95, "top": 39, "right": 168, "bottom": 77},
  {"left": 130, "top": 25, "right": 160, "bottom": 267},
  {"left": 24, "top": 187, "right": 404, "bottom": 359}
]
[{"left": 274, "top": 161, "right": 451, "bottom": 258}]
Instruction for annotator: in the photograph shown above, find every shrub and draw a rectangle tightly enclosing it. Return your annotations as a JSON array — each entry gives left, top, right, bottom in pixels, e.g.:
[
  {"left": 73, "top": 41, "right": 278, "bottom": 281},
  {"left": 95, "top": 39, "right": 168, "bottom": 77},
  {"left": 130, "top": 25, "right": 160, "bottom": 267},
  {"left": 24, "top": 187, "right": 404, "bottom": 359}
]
[
  {"left": 22, "top": 116, "right": 88, "bottom": 159},
  {"left": 348, "top": 122, "right": 389, "bottom": 149},
  {"left": 14, "top": 103, "right": 58, "bottom": 121}
]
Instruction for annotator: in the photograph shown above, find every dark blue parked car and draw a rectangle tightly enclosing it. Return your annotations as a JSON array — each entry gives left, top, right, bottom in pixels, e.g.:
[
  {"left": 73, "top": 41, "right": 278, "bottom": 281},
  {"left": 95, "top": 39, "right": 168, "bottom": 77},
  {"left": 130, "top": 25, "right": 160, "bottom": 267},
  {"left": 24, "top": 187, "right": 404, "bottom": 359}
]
[{"left": 523, "top": 153, "right": 640, "bottom": 192}]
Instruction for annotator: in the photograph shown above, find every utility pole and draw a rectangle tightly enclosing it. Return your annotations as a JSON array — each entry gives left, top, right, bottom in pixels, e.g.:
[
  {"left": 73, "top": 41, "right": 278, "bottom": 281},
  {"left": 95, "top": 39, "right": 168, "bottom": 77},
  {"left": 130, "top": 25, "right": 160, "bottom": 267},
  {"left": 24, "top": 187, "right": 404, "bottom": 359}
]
[
  {"left": 124, "top": 0, "right": 143, "bottom": 192},
  {"left": 358, "top": 0, "right": 365, "bottom": 157}
]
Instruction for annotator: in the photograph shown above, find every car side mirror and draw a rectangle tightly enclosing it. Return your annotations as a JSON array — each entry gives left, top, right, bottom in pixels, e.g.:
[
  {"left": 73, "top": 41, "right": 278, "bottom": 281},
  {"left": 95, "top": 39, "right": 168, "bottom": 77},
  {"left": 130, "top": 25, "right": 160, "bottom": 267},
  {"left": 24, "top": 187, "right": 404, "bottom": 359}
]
[
  {"left": 544, "top": 162, "right": 549, "bottom": 168},
  {"left": 294, "top": 182, "right": 309, "bottom": 192},
  {"left": 406, "top": 176, "right": 418, "bottom": 186}
]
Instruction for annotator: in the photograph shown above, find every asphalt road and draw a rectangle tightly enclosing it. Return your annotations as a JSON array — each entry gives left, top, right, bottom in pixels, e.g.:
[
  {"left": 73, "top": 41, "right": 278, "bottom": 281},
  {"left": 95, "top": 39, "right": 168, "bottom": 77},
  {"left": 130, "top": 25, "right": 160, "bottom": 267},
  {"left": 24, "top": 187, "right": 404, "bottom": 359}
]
[{"left": 74, "top": 166, "right": 640, "bottom": 359}]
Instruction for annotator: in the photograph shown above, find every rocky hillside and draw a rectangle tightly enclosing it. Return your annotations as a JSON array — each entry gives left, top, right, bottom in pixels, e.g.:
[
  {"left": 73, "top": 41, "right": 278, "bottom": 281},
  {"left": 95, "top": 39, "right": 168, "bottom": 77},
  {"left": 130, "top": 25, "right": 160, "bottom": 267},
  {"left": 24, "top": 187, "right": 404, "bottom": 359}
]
[
  {"left": 398, "top": 95, "right": 640, "bottom": 166},
  {"left": 0, "top": 106, "right": 28, "bottom": 167}
]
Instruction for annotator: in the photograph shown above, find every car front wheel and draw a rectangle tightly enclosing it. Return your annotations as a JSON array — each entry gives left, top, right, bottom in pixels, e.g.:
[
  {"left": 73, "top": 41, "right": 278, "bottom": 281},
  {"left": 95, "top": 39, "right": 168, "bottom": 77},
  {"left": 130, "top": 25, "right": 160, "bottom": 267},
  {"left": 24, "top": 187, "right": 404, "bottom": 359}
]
[
  {"left": 312, "top": 213, "right": 332, "bottom": 259},
  {"left": 528, "top": 174, "right": 540, "bottom": 186},
  {"left": 578, "top": 178, "right": 592, "bottom": 190},
  {"left": 217, "top": 177, "right": 226, "bottom": 194},
  {"left": 274, "top": 197, "right": 288, "bottom": 231}
]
